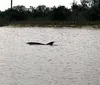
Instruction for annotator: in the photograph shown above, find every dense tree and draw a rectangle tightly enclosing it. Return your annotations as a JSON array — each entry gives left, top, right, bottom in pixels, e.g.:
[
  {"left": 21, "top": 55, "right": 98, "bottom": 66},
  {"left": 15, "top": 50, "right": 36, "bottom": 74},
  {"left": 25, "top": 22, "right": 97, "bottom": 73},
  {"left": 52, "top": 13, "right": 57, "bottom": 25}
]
[
  {"left": 51, "top": 6, "right": 71, "bottom": 20},
  {"left": 86, "top": 6, "right": 100, "bottom": 21},
  {"left": 81, "top": 0, "right": 100, "bottom": 7},
  {"left": 80, "top": 0, "right": 89, "bottom": 7},
  {"left": 0, "top": 3, "right": 100, "bottom": 24},
  {"left": 93, "top": 0, "right": 100, "bottom": 7}
]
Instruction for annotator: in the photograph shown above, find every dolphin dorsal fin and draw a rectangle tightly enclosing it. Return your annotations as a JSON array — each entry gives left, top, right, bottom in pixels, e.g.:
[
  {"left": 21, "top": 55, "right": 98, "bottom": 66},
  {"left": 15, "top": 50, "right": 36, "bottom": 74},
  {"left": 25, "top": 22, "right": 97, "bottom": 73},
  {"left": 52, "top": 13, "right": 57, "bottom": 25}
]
[{"left": 46, "top": 41, "right": 54, "bottom": 46}]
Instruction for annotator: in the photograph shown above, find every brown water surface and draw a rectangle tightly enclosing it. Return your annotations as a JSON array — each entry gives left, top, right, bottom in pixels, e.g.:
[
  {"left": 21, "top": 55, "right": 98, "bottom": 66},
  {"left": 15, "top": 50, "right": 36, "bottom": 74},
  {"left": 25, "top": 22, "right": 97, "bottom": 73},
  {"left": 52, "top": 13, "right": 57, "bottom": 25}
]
[{"left": 0, "top": 27, "right": 100, "bottom": 85}]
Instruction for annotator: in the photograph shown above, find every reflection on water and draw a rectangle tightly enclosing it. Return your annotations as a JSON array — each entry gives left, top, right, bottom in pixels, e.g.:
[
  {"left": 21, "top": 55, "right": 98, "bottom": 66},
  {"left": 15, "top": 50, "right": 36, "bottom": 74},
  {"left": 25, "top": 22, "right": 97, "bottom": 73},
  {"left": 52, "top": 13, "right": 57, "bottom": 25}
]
[{"left": 0, "top": 27, "right": 100, "bottom": 85}]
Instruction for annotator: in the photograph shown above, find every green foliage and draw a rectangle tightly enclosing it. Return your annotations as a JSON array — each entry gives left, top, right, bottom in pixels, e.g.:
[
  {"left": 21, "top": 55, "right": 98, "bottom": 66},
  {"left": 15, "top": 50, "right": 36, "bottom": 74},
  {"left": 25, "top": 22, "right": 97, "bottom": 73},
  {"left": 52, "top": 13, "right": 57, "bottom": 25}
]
[
  {"left": 0, "top": 3, "right": 100, "bottom": 25},
  {"left": 86, "top": 7, "right": 100, "bottom": 21},
  {"left": 51, "top": 6, "right": 71, "bottom": 21}
]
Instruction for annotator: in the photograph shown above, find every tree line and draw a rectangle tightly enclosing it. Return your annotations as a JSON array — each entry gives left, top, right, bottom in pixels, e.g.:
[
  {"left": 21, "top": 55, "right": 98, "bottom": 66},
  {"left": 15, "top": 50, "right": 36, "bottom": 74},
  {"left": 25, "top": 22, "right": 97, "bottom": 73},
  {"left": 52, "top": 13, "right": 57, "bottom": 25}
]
[{"left": 0, "top": 0, "right": 100, "bottom": 25}]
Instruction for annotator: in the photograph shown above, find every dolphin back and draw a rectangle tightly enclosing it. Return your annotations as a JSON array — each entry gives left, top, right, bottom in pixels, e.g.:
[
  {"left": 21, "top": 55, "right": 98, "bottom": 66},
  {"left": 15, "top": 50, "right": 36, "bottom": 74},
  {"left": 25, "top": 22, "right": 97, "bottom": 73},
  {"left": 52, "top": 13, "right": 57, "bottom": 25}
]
[{"left": 26, "top": 41, "right": 54, "bottom": 46}]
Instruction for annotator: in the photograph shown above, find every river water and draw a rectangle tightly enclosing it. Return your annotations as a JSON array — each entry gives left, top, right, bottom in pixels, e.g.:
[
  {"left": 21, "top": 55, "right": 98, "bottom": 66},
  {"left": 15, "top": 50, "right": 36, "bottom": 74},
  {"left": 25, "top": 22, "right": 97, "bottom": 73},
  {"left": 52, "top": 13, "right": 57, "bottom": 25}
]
[{"left": 0, "top": 27, "right": 100, "bottom": 85}]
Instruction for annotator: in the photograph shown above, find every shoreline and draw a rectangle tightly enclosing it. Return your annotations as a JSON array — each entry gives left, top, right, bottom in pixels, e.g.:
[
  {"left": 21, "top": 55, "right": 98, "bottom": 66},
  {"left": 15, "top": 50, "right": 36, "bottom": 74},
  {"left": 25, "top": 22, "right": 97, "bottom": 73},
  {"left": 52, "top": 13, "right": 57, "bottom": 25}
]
[
  {"left": 0, "top": 21, "right": 100, "bottom": 28},
  {"left": 7, "top": 24, "right": 100, "bottom": 29}
]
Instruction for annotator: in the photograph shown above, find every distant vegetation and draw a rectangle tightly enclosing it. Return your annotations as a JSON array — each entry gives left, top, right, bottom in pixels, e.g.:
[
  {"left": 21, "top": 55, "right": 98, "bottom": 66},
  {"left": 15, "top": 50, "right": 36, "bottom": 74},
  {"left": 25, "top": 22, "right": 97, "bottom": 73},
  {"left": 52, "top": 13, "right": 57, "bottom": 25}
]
[{"left": 0, "top": 0, "right": 100, "bottom": 27}]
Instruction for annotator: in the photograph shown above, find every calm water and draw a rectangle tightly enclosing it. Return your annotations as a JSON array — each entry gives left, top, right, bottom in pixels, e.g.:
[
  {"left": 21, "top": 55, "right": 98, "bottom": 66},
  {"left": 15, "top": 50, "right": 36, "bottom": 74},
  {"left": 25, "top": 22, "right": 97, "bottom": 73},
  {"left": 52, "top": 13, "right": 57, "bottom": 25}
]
[{"left": 0, "top": 27, "right": 100, "bottom": 85}]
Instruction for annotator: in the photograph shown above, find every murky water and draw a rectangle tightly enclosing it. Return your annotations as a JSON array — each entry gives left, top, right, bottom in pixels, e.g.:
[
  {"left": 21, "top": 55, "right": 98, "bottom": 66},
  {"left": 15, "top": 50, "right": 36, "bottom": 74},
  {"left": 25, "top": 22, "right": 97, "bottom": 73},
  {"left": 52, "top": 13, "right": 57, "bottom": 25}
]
[{"left": 0, "top": 27, "right": 100, "bottom": 85}]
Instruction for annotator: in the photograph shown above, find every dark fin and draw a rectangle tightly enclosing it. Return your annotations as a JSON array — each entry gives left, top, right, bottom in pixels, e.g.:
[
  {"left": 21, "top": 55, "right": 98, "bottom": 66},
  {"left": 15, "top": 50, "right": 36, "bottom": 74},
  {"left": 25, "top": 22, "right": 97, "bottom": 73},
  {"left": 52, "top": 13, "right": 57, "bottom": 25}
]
[{"left": 46, "top": 41, "right": 54, "bottom": 46}]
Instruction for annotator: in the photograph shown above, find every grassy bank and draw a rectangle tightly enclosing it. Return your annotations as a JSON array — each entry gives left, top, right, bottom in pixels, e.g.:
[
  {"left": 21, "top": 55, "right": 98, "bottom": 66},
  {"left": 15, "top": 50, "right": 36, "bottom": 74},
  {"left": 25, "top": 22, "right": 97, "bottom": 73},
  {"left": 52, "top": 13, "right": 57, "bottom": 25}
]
[
  {"left": 0, "top": 19, "right": 9, "bottom": 27},
  {"left": 1, "top": 21, "right": 100, "bottom": 28}
]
